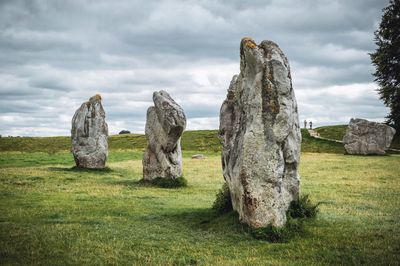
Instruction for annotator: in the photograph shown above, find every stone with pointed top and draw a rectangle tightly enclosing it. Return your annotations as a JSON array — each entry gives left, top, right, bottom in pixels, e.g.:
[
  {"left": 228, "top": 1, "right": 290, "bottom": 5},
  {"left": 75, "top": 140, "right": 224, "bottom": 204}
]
[
  {"left": 71, "top": 94, "right": 108, "bottom": 168},
  {"left": 219, "top": 38, "right": 301, "bottom": 228}
]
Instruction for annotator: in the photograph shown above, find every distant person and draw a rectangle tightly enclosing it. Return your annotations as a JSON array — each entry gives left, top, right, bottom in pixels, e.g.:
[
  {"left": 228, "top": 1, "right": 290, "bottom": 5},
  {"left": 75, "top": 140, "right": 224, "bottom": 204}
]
[
  {"left": 304, "top": 120, "right": 307, "bottom": 129},
  {"left": 309, "top": 121, "right": 313, "bottom": 130}
]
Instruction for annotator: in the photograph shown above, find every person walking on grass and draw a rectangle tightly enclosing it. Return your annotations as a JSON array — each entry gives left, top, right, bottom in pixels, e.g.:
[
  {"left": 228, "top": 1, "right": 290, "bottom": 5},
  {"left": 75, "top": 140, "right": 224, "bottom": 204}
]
[
  {"left": 309, "top": 121, "right": 313, "bottom": 130},
  {"left": 304, "top": 120, "right": 307, "bottom": 129}
]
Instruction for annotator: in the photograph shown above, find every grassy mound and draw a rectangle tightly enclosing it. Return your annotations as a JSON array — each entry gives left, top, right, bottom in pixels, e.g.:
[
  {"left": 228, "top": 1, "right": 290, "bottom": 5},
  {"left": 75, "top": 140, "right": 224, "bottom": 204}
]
[
  {"left": 0, "top": 130, "right": 220, "bottom": 153},
  {"left": 0, "top": 129, "right": 348, "bottom": 154},
  {"left": 301, "top": 129, "right": 345, "bottom": 153},
  {"left": 315, "top": 125, "right": 347, "bottom": 141}
]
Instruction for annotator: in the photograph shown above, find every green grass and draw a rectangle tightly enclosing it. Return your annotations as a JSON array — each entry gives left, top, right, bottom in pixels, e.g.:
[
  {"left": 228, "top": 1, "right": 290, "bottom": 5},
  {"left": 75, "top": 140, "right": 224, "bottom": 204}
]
[
  {"left": 1, "top": 127, "right": 397, "bottom": 154},
  {"left": 139, "top": 176, "right": 188, "bottom": 188},
  {"left": 212, "top": 182, "right": 232, "bottom": 214},
  {"left": 0, "top": 136, "right": 72, "bottom": 153},
  {"left": 0, "top": 131, "right": 221, "bottom": 153},
  {"left": 0, "top": 127, "right": 399, "bottom": 264},
  {"left": 181, "top": 130, "right": 221, "bottom": 152},
  {"left": 0, "top": 152, "right": 399, "bottom": 265},
  {"left": 0, "top": 150, "right": 144, "bottom": 168},
  {"left": 0, "top": 128, "right": 346, "bottom": 170},
  {"left": 0, "top": 129, "right": 345, "bottom": 154},
  {"left": 301, "top": 129, "right": 345, "bottom": 154}
]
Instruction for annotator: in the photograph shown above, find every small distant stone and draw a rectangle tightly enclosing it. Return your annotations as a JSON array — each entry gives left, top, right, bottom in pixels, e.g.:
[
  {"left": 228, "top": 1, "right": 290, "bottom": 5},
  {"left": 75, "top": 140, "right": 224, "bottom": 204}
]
[
  {"left": 191, "top": 154, "right": 204, "bottom": 160},
  {"left": 343, "top": 118, "right": 396, "bottom": 155},
  {"left": 119, "top": 130, "right": 131, "bottom": 134}
]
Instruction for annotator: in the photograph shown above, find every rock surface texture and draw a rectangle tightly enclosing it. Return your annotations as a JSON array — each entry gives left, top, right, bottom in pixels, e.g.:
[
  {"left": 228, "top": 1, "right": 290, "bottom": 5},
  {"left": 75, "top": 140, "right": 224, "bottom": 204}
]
[
  {"left": 219, "top": 38, "right": 301, "bottom": 228},
  {"left": 343, "top": 118, "right": 396, "bottom": 155},
  {"left": 71, "top": 94, "right": 108, "bottom": 168},
  {"left": 143, "top": 91, "right": 186, "bottom": 180}
]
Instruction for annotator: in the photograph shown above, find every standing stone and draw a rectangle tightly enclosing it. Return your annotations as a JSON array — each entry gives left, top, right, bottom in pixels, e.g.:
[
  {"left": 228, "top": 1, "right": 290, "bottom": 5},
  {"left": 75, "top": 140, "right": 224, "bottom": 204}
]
[
  {"left": 143, "top": 90, "right": 186, "bottom": 180},
  {"left": 219, "top": 38, "right": 301, "bottom": 228},
  {"left": 343, "top": 118, "right": 396, "bottom": 155},
  {"left": 71, "top": 94, "right": 108, "bottom": 168}
]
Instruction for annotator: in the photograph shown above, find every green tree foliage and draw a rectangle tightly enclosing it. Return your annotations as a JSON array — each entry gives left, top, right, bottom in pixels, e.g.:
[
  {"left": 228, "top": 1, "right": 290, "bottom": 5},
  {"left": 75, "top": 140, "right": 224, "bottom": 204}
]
[{"left": 370, "top": 0, "right": 400, "bottom": 132}]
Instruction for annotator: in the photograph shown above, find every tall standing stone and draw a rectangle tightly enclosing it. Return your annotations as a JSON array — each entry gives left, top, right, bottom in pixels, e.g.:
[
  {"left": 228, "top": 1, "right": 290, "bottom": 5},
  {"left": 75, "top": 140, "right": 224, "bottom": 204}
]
[
  {"left": 143, "top": 90, "right": 186, "bottom": 180},
  {"left": 219, "top": 38, "right": 301, "bottom": 228},
  {"left": 71, "top": 94, "right": 108, "bottom": 168},
  {"left": 343, "top": 118, "right": 396, "bottom": 155}
]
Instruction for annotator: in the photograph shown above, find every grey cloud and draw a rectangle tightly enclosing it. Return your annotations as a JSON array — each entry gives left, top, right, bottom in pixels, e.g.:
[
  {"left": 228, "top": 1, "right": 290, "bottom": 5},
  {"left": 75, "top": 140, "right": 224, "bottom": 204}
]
[
  {"left": 28, "top": 79, "right": 71, "bottom": 91},
  {"left": 0, "top": 0, "right": 392, "bottom": 136}
]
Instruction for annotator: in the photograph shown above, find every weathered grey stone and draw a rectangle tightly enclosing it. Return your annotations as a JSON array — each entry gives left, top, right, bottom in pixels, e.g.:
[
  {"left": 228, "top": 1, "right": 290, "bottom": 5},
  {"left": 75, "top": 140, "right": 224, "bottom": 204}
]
[
  {"left": 143, "top": 90, "right": 186, "bottom": 180},
  {"left": 219, "top": 38, "right": 301, "bottom": 228},
  {"left": 71, "top": 94, "right": 108, "bottom": 168},
  {"left": 343, "top": 118, "right": 396, "bottom": 155}
]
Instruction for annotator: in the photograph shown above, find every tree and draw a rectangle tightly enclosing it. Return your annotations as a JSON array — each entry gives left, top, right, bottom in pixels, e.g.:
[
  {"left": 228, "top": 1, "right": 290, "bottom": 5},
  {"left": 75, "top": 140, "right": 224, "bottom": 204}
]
[{"left": 370, "top": 0, "right": 400, "bottom": 132}]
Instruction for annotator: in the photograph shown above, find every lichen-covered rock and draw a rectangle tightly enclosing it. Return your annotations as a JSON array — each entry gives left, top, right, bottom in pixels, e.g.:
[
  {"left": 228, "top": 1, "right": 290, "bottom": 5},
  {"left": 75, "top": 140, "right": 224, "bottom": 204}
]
[
  {"left": 143, "top": 90, "right": 186, "bottom": 180},
  {"left": 219, "top": 38, "right": 301, "bottom": 228},
  {"left": 343, "top": 118, "right": 396, "bottom": 155},
  {"left": 71, "top": 94, "right": 108, "bottom": 168}
]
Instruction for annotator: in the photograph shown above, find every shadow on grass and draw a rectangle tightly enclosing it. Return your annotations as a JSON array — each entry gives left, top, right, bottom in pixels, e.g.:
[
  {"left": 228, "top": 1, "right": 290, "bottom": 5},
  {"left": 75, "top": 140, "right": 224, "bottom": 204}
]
[
  {"left": 175, "top": 208, "right": 322, "bottom": 244},
  {"left": 108, "top": 179, "right": 143, "bottom": 187},
  {"left": 42, "top": 213, "right": 106, "bottom": 226},
  {"left": 155, "top": 208, "right": 248, "bottom": 236},
  {"left": 106, "top": 177, "right": 188, "bottom": 189},
  {"left": 161, "top": 195, "right": 320, "bottom": 243},
  {"left": 343, "top": 152, "right": 396, "bottom": 156},
  {"left": 48, "top": 166, "right": 114, "bottom": 173},
  {"left": 136, "top": 177, "right": 188, "bottom": 188}
]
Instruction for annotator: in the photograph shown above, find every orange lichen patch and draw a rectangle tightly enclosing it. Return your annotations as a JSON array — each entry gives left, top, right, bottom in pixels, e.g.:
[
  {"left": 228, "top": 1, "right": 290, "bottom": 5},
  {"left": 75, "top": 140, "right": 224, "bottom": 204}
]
[
  {"left": 90, "top": 94, "right": 102, "bottom": 102},
  {"left": 241, "top": 37, "right": 257, "bottom": 49}
]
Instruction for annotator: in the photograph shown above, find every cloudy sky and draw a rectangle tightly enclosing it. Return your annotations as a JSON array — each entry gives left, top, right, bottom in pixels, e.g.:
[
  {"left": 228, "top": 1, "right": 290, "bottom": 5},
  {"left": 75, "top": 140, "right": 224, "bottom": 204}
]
[{"left": 0, "top": 0, "right": 390, "bottom": 136}]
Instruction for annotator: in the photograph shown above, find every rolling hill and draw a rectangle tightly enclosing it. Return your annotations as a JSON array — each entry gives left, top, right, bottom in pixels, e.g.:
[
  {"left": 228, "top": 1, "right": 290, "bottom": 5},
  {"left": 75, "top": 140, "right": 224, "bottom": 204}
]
[{"left": 0, "top": 129, "right": 345, "bottom": 154}]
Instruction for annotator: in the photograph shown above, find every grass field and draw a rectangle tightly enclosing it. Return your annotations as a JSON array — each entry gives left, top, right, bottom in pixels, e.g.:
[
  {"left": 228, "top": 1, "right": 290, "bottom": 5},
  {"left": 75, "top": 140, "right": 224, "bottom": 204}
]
[{"left": 1, "top": 129, "right": 399, "bottom": 265}]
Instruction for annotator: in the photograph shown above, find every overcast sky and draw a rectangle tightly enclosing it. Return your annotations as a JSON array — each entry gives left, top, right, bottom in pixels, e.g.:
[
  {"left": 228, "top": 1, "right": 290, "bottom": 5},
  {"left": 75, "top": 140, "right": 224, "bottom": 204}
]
[{"left": 0, "top": 0, "right": 390, "bottom": 136}]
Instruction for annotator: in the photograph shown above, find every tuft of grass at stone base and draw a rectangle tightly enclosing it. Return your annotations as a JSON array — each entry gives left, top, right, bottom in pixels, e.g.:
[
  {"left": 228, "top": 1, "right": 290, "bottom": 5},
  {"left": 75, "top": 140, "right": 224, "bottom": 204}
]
[
  {"left": 288, "top": 194, "right": 319, "bottom": 219},
  {"left": 249, "top": 217, "right": 305, "bottom": 243},
  {"left": 247, "top": 194, "right": 319, "bottom": 243},
  {"left": 212, "top": 182, "right": 232, "bottom": 214},
  {"left": 70, "top": 166, "right": 114, "bottom": 172},
  {"left": 212, "top": 188, "right": 319, "bottom": 243},
  {"left": 139, "top": 176, "right": 188, "bottom": 188}
]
